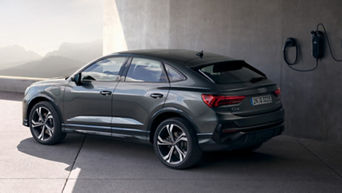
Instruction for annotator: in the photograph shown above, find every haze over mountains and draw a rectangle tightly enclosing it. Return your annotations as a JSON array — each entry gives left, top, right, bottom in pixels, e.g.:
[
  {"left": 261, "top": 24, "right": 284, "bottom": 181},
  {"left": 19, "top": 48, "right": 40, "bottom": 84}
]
[
  {"left": 0, "top": 40, "right": 102, "bottom": 78},
  {"left": 0, "top": 45, "right": 42, "bottom": 70}
]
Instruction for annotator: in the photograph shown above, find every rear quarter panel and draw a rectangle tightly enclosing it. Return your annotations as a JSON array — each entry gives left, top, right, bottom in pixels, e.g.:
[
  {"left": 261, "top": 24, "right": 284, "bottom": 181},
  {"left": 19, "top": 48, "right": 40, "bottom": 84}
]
[{"left": 163, "top": 77, "right": 218, "bottom": 134}]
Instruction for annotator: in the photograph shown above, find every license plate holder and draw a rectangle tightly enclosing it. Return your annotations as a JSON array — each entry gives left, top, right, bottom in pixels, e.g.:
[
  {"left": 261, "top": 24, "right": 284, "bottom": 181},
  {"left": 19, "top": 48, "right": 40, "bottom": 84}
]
[{"left": 251, "top": 95, "right": 272, "bottom": 106}]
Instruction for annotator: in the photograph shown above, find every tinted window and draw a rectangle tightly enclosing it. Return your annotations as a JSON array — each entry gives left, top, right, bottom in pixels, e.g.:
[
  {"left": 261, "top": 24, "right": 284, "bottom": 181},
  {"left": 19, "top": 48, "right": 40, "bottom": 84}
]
[
  {"left": 82, "top": 57, "right": 127, "bottom": 81},
  {"left": 126, "top": 58, "right": 167, "bottom": 82},
  {"left": 199, "top": 61, "right": 265, "bottom": 84},
  {"left": 165, "top": 65, "right": 186, "bottom": 82}
]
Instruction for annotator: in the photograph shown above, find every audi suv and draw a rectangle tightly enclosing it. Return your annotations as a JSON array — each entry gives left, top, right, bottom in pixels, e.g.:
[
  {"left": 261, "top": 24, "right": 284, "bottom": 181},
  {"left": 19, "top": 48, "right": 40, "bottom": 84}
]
[{"left": 23, "top": 49, "right": 284, "bottom": 169}]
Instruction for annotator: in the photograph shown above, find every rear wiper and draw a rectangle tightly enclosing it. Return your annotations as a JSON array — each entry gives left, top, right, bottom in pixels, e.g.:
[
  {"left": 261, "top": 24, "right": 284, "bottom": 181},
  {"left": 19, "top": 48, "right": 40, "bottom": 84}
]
[{"left": 249, "top": 76, "right": 267, "bottom": 83}]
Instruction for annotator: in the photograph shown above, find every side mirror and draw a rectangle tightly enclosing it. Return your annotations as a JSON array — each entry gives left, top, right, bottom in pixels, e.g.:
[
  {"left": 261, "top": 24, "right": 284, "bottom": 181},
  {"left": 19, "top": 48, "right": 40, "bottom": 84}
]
[
  {"left": 81, "top": 75, "right": 95, "bottom": 84},
  {"left": 71, "top": 73, "right": 95, "bottom": 85},
  {"left": 71, "top": 73, "right": 82, "bottom": 85}
]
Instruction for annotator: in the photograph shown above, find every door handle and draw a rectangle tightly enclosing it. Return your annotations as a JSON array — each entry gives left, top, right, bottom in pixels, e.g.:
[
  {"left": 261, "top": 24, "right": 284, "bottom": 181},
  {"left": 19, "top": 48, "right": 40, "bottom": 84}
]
[
  {"left": 150, "top": 93, "right": 163, "bottom": 99},
  {"left": 100, "top": 90, "right": 112, "bottom": 96}
]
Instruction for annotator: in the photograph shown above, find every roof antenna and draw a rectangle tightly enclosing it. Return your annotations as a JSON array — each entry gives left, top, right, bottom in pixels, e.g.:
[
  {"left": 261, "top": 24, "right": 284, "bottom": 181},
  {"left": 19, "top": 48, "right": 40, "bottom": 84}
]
[{"left": 196, "top": 50, "right": 204, "bottom": 58}]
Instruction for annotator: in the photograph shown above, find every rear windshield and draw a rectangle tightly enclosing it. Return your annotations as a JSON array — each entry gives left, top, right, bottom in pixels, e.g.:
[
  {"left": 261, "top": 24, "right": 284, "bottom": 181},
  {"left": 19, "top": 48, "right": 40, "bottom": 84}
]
[{"left": 197, "top": 61, "right": 266, "bottom": 84}]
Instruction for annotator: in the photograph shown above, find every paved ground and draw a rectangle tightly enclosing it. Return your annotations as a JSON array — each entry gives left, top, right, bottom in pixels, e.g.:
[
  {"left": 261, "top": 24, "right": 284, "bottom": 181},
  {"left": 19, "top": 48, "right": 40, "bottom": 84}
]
[{"left": 0, "top": 91, "right": 342, "bottom": 193}]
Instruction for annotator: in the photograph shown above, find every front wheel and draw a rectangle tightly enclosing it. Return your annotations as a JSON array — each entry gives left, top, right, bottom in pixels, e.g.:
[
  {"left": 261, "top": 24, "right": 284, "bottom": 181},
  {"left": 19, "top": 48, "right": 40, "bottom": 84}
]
[
  {"left": 29, "top": 101, "right": 66, "bottom": 145},
  {"left": 153, "top": 118, "right": 202, "bottom": 169}
]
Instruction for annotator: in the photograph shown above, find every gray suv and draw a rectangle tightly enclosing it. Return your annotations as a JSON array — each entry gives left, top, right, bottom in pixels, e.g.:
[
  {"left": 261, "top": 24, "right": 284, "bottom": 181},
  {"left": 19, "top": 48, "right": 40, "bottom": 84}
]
[{"left": 23, "top": 49, "right": 284, "bottom": 169}]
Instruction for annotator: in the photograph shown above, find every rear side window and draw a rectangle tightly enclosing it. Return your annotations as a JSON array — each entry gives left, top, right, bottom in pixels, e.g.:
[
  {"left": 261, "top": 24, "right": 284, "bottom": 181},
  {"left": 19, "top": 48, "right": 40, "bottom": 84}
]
[
  {"left": 126, "top": 58, "right": 168, "bottom": 82},
  {"left": 165, "top": 65, "right": 186, "bottom": 82},
  {"left": 198, "top": 61, "right": 265, "bottom": 84}
]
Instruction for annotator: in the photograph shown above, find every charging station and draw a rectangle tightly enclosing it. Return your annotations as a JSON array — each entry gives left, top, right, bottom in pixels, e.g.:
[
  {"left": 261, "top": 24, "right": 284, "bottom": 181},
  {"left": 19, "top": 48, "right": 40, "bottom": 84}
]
[{"left": 283, "top": 23, "right": 342, "bottom": 72}]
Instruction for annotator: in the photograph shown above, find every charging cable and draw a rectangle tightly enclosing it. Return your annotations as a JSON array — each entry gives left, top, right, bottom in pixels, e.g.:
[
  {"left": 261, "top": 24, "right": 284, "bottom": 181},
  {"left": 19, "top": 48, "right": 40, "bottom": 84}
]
[
  {"left": 283, "top": 38, "right": 318, "bottom": 72},
  {"left": 316, "top": 23, "right": 342, "bottom": 62}
]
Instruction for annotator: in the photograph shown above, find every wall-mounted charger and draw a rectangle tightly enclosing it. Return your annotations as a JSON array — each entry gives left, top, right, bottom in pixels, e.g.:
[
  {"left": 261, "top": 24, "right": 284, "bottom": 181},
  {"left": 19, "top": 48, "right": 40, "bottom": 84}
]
[
  {"left": 311, "top": 30, "right": 324, "bottom": 59},
  {"left": 283, "top": 37, "right": 298, "bottom": 66}
]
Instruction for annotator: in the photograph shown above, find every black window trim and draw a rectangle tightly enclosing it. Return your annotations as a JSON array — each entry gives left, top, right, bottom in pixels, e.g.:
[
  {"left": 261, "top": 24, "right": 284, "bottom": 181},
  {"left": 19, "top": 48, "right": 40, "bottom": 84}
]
[
  {"left": 198, "top": 69, "right": 215, "bottom": 83},
  {"left": 163, "top": 63, "right": 187, "bottom": 83}
]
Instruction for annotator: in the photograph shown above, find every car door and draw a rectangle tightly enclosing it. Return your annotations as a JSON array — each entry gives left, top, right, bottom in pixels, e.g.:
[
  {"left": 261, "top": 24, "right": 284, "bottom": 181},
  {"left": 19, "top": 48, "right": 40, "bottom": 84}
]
[
  {"left": 63, "top": 56, "right": 128, "bottom": 134},
  {"left": 112, "top": 57, "right": 170, "bottom": 138}
]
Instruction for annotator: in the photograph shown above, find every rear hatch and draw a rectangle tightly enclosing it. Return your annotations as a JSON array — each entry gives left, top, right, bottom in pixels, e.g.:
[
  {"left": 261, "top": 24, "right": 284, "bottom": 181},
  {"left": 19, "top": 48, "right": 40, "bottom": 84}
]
[{"left": 196, "top": 60, "right": 282, "bottom": 116}]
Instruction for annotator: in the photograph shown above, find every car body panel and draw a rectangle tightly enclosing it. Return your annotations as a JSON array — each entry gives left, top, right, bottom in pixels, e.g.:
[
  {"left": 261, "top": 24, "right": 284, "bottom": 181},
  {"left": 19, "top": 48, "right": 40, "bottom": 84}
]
[
  {"left": 112, "top": 81, "right": 170, "bottom": 132},
  {"left": 23, "top": 79, "right": 67, "bottom": 125},
  {"left": 163, "top": 87, "right": 218, "bottom": 134},
  {"left": 63, "top": 80, "right": 116, "bottom": 130}
]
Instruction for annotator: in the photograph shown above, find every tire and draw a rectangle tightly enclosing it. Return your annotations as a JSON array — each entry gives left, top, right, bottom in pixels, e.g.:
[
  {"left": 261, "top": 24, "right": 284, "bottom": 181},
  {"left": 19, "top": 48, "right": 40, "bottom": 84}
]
[
  {"left": 153, "top": 117, "right": 202, "bottom": 169},
  {"left": 29, "top": 101, "right": 66, "bottom": 145}
]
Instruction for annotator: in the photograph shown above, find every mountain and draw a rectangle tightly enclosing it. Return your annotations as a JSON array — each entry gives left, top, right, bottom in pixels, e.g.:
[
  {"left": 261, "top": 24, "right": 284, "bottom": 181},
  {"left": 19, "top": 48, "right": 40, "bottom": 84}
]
[
  {"left": 0, "top": 45, "right": 42, "bottom": 70},
  {"left": 46, "top": 40, "right": 102, "bottom": 64},
  {"left": 0, "top": 56, "right": 83, "bottom": 78},
  {"left": 0, "top": 40, "right": 103, "bottom": 78}
]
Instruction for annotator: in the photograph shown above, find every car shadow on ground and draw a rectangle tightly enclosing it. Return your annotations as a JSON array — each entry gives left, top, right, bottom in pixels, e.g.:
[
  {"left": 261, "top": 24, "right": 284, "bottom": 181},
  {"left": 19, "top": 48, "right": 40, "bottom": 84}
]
[
  {"left": 16, "top": 134, "right": 289, "bottom": 192},
  {"left": 17, "top": 134, "right": 85, "bottom": 172},
  {"left": 200, "top": 150, "right": 277, "bottom": 167},
  {"left": 17, "top": 133, "right": 280, "bottom": 171}
]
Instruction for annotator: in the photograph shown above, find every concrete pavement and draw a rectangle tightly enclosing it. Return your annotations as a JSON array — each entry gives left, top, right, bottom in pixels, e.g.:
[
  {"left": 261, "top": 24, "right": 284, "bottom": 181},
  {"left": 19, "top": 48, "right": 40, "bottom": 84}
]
[{"left": 0, "top": 92, "right": 342, "bottom": 193}]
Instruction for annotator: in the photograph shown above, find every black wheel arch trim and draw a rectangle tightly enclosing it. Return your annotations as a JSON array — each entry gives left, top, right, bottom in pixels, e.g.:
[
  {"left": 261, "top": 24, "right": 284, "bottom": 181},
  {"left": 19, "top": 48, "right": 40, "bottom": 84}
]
[
  {"left": 26, "top": 94, "right": 63, "bottom": 125},
  {"left": 148, "top": 107, "right": 200, "bottom": 143}
]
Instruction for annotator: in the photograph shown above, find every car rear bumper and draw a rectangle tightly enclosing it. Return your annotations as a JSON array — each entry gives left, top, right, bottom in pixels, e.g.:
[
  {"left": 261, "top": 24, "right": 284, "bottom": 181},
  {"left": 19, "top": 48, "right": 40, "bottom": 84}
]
[{"left": 198, "top": 121, "right": 284, "bottom": 151}]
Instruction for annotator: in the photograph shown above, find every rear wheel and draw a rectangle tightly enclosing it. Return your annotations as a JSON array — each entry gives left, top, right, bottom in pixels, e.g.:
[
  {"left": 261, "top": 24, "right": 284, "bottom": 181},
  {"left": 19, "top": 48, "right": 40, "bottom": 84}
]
[
  {"left": 153, "top": 118, "right": 202, "bottom": 169},
  {"left": 29, "top": 101, "right": 66, "bottom": 145}
]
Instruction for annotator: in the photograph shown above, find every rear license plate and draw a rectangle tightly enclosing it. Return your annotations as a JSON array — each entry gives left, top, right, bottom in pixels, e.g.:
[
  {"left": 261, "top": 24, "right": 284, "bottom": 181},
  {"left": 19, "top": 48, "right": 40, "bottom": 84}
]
[{"left": 251, "top": 95, "right": 272, "bottom": 106}]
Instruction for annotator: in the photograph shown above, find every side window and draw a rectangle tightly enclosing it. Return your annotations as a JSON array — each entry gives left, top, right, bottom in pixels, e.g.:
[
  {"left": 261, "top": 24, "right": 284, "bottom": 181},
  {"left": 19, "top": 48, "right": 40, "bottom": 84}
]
[
  {"left": 165, "top": 64, "right": 186, "bottom": 82},
  {"left": 82, "top": 57, "right": 127, "bottom": 81},
  {"left": 125, "top": 58, "right": 167, "bottom": 82}
]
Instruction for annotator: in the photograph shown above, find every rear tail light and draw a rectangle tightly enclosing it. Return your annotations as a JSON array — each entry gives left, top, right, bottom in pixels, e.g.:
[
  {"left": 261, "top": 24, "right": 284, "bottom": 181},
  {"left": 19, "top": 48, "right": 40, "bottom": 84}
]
[
  {"left": 274, "top": 88, "right": 281, "bottom": 97},
  {"left": 201, "top": 94, "right": 246, "bottom": 108}
]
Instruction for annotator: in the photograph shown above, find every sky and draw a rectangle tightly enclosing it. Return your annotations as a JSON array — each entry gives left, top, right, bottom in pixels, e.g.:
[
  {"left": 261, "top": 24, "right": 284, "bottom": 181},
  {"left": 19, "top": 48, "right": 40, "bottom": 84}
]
[{"left": 0, "top": 0, "right": 104, "bottom": 56}]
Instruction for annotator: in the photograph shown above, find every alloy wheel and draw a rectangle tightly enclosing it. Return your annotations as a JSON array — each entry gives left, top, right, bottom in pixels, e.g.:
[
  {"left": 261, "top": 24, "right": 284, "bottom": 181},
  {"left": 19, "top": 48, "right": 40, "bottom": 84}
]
[
  {"left": 157, "top": 123, "right": 189, "bottom": 165},
  {"left": 31, "top": 106, "right": 55, "bottom": 141}
]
